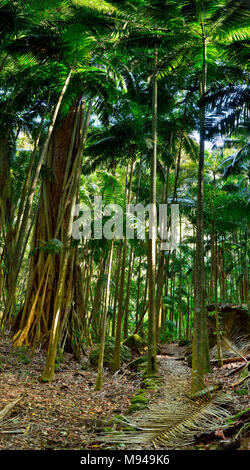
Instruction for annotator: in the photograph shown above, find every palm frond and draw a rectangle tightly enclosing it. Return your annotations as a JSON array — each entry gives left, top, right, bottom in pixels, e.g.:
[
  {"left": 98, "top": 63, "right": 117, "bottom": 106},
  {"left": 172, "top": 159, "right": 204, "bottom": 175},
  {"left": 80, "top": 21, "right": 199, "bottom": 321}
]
[
  {"left": 210, "top": 332, "right": 250, "bottom": 361},
  {"left": 218, "top": 144, "right": 250, "bottom": 177},
  {"left": 99, "top": 392, "right": 232, "bottom": 448}
]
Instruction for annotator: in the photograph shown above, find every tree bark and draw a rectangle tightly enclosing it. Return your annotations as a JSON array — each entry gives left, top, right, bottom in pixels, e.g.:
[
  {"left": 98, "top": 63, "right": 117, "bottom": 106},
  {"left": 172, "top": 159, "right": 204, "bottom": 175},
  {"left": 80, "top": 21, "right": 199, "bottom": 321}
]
[
  {"left": 147, "top": 50, "right": 158, "bottom": 375},
  {"left": 192, "top": 34, "right": 210, "bottom": 393},
  {"left": 95, "top": 240, "right": 114, "bottom": 390}
]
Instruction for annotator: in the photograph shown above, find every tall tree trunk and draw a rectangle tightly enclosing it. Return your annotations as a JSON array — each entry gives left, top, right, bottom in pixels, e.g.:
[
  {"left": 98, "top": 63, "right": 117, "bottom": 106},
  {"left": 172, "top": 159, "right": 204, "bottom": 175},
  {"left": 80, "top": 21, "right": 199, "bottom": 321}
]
[
  {"left": 123, "top": 244, "right": 134, "bottom": 340},
  {"left": 135, "top": 255, "right": 142, "bottom": 326},
  {"left": 111, "top": 239, "right": 123, "bottom": 337},
  {"left": 178, "top": 215, "right": 182, "bottom": 341},
  {"left": 147, "top": 50, "right": 158, "bottom": 375},
  {"left": 95, "top": 240, "right": 114, "bottom": 390},
  {"left": 113, "top": 156, "right": 135, "bottom": 372},
  {"left": 214, "top": 228, "right": 223, "bottom": 367},
  {"left": 192, "top": 35, "right": 210, "bottom": 393},
  {"left": 91, "top": 255, "right": 106, "bottom": 339}
]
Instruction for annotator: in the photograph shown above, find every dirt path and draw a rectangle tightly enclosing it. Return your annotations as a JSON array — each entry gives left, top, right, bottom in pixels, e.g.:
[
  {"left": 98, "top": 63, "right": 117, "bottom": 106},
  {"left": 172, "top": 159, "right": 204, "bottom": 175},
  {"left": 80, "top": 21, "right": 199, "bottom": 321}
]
[{"left": 0, "top": 334, "right": 249, "bottom": 450}]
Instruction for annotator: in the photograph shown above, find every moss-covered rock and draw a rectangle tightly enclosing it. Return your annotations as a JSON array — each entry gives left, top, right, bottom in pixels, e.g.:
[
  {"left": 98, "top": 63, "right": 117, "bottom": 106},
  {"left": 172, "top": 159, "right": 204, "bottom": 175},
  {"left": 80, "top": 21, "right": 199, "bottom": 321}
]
[
  {"left": 123, "top": 334, "right": 147, "bottom": 354},
  {"left": 89, "top": 337, "right": 131, "bottom": 368}
]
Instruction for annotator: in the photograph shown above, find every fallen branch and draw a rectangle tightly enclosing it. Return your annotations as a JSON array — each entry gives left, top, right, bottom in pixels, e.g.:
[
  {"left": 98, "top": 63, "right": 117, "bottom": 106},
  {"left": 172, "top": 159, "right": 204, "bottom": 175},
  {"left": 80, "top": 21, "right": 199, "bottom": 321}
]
[
  {"left": 231, "top": 374, "right": 250, "bottom": 388},
  {"left": 0, "top": 393, "right": 26, "bottom": 422},
  {"left": 0, "top": 429, "right": 24, "bottom": 434},
  {"left": 210, "top": 355, "right": 250, "bottom": 366}
]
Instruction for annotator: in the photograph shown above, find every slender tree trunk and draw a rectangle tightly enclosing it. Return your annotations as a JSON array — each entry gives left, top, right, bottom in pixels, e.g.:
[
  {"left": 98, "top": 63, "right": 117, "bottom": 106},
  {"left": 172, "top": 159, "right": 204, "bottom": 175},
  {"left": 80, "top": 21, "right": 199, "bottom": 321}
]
[
  {"left": 192, "top": 35, "right": 210, "bottom": 393},
  {"left": 214, "top": 228, "right": 223, "bottom": 367},
  {"left": 111, "top": 240, "right": 122, "bottom": 337},
  {"left": 123, "top": 244, "right": 134, "bottom": 340},
  {"left": 95, "top": 240, "right": 114, "bottom": 390},
  {"left": 136, "top": 255, "right": 142, "bottom": 326},
  {"left": 91, "top": 256, "right": 106, "bottom": 338},
  {"left": 147, "top": 50, "right": 158, "bottom": 375},
  {"left": 113, "top": 157, "right": 134, "bottom": 372},
  {"left": 178, "top": 215, "right": 182, "bottom": 341}
]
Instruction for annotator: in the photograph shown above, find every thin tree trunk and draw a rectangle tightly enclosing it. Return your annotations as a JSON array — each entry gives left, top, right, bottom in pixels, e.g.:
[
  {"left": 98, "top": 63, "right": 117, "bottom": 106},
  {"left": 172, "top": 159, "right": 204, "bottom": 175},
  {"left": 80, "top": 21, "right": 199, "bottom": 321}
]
[
  {"left": 147, "top": 50, "right": 158, "bottom": 375},
  {"left": 95, "top": 240, "right": 114, "bottom": 390},
  {"left": 214, "top": 228, "right": 223, "bottom": 367},
  {"left": 123, "top": 244, "right": 134, "bottom": 340},
  {"left": 113, "top": 156, "right": 135, "bottom": 372},
  {"left": 192, "top": 34, "right": 210, "bottom": 393},
  {"left": 111, "top": 239, "right": 123, "bottom": 337}
]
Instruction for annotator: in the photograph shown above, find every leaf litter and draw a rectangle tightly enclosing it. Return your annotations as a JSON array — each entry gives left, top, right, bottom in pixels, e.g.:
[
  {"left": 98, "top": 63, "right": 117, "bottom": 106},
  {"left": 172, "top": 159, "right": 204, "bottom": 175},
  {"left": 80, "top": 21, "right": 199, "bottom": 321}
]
[{"left": 0, "top": 333, "right": 249, "bottom": 450}]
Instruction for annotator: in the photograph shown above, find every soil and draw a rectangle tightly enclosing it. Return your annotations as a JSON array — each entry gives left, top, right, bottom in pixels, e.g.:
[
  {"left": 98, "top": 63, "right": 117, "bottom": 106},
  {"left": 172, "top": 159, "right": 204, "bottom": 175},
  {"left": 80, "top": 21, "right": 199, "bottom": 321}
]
[{"left": 0, "top": 333, "right": 249, "bottom": 451}]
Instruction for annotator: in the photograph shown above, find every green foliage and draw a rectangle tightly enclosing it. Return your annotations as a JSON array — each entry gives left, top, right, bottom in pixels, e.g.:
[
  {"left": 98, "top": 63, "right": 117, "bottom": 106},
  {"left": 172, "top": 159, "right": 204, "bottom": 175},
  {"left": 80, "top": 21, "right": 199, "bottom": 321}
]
[
  {"left": 89, "top": 337, "right": 131, "bottom": 368},
  {"left": 235, "top": 388, "right": 248, "bottom": 396},
  {"left": 32, "top": 238, "right": 63, "bottom": 255},
  {"left": 11, "top": 346, "right": 31, "bottom": 364}
]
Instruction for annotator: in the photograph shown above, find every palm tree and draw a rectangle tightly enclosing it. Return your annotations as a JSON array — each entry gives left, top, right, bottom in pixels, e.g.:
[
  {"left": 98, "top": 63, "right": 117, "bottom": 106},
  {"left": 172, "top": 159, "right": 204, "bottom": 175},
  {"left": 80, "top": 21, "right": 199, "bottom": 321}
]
[{"left": 176, "top": 0, "right": 250, "bottom": 392}]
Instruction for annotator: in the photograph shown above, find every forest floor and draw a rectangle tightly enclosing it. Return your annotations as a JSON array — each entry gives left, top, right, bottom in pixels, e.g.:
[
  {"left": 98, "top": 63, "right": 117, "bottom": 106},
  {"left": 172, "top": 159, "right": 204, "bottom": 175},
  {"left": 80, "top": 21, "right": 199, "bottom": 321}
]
[{"left": 0, "top": 332, "right": 249, "bottom": 451}]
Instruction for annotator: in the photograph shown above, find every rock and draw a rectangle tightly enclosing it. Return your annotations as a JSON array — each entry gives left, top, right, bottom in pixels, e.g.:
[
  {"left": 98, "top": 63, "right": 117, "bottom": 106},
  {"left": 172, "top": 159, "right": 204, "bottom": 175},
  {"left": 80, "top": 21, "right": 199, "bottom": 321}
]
[
  {"left": 123, "top": 334, "right": 147, "bottom": 354},
  {"left": 206, "top": 303, "right": 249, "bottom": 347}
]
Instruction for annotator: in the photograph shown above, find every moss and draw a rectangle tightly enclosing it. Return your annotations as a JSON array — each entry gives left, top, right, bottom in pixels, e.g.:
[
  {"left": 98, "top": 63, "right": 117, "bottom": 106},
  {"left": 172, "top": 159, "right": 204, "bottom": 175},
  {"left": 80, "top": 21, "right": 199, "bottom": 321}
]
[
  {"left": 81, "top": 363, "right": 88, "bottom": 371},
  {"left": 12, "top": 345, "right": 28, "bottom": 355},
  {"left": 131, "top": 393, "right": 148, "bottom": 405},
  {"left": 127, "top": 402, "right": 147, "bottom": 414},
  {"left": 11, "top": 345, "right": 31, "bottom": 364},
  {"left": 235, "top": 388, "right": 248, "bottom": 395},
  {"left": 122, "top": 426, "right": 137, "bottom": 431},
  {"left": 142, "top": 375, "right": 162, "bottom": 390},
  {"left": 227, "top": 407, "right": 250, "bottom": 424},
  {"left": 123, "top": 334, "right": 147, "bottom": 354},
  {"left": 109, "top": 414, "right": 125, "bottom": 423}
]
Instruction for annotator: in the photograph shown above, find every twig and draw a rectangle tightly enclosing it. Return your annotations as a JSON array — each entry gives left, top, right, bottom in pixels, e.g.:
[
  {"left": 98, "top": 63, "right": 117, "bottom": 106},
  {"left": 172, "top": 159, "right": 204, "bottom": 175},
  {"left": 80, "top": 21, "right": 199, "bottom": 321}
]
[
  {"left": 0, "top": 429, "right": 24, "bottom": 434},
  {"left": 231, "top": 374, "right": 250, "bottom": 388},
  {"left": 0, "top": 392, "right": 26, "bottom": 422}
]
